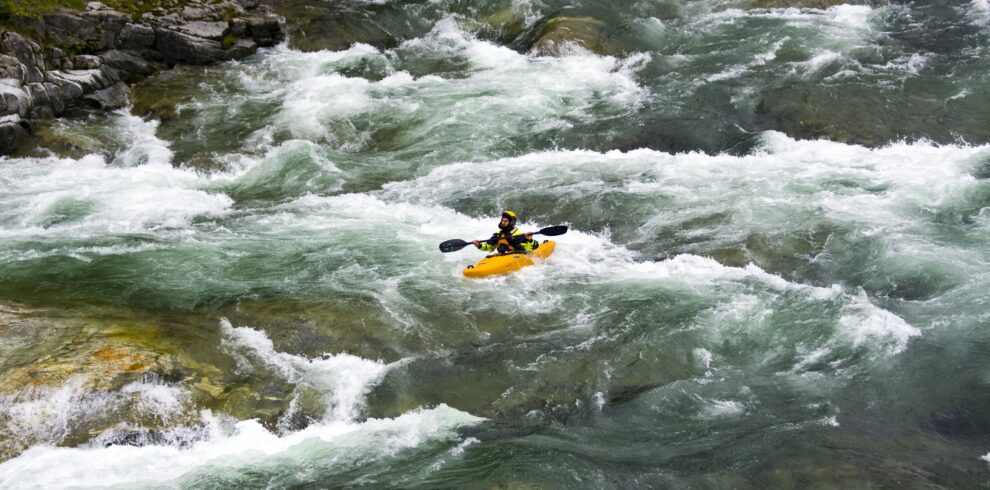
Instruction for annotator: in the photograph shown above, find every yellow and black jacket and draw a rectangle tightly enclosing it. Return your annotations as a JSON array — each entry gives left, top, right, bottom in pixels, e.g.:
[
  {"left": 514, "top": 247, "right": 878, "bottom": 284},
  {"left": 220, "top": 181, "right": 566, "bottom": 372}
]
[{"left": 479, "top": 227, "right": 538, "bottom": 254}]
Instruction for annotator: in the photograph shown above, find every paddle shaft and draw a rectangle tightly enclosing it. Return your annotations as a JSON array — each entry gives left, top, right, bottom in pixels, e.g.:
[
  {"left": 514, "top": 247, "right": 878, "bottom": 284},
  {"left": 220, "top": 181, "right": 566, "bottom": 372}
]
[{"left": 439, "top": 225, "right": 567, "bottom": 253}]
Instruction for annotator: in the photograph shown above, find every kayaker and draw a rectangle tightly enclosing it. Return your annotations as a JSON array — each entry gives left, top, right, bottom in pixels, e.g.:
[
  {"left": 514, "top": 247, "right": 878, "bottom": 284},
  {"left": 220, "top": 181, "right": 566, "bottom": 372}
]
[{"left": 472, "top": 210, "right": 538, "bottom": 255}]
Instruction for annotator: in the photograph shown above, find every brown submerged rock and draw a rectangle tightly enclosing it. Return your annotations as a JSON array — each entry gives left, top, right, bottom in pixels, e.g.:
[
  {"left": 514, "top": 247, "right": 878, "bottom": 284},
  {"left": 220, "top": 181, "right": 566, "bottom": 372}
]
[{"left": 531, "top": 16, "right": 617, "bottom": 57}]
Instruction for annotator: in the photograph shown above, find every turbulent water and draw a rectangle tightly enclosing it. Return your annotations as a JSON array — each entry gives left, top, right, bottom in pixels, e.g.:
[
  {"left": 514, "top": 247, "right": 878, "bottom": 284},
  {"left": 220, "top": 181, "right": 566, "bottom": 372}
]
[{"left": 2, "top": 0, "right": 990, "bottom": 487}]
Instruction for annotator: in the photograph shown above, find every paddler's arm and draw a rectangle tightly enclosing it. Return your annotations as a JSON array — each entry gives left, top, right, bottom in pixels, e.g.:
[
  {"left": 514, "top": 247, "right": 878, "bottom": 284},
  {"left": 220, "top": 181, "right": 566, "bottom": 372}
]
[
  {"left": 477, "top": 234, "right": 498, "bottom": 252},
  {"left": 524, "top": 231, "right": 540, "bottom": 252},
  {"left": 509, "top": 232, "right": 536, "bottom": 252}
]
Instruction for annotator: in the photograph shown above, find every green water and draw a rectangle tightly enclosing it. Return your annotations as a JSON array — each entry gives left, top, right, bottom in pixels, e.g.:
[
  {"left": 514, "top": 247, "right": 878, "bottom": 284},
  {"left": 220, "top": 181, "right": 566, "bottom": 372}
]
[{"left": 2, "top": 0, "right": 990, "bottom": 487}]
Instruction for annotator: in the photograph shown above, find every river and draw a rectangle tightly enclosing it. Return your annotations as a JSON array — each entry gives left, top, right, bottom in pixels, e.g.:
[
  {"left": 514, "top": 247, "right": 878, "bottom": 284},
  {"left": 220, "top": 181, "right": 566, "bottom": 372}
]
[{"left": 2, "top": 0, "right": 990, "bottom": 487}]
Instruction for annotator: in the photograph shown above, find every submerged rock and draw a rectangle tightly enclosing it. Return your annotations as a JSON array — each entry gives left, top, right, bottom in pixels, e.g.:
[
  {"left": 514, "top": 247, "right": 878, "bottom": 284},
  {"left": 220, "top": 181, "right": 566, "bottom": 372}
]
[
  {"left": 472, "top": 8, "right": 528, "bottom": 43},
  {"left": 0, "top": 305, "right": 199, "bottom": 458},
  {"left": 81, "top": 80, "right": 130, "bottom": 110},
  {"left": 755, "top": 84, "right": 890, "bottom": 146},
  {"left": 0, "top": 301, "right": 376, "bottom": 460},
  {"left": 531, "top": 16, "right": 616, "bottom": 57}
]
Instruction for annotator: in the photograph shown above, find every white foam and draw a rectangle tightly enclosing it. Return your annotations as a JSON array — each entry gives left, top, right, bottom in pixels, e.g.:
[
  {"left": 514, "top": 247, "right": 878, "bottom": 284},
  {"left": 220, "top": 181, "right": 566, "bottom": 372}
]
[
  {"left": 223, "top": 139, "right": 344, "bottom": 196},
  {"left": 234, "top": 19, "right": 646, "bottom": 154},
  {"left": 836, "top": 289, "right": 921, "bottom": 355},
  {"left": 702, "top": 5, "right": 874, "bottom": 38},
  {"left": 797, "top": 50, "right": 842, "bottom": 76},
  {"left": 593, "top": 392, "right": 606, "bottom": 411},
  {"left": 693, "top": 348, "right": 715, "bottom": 375},
  {"left": 0, "top": 376, "right": 194, "bottom": 459},
  {"left": 372, "top": 134, "right": 980, "bottom": 362},
  {"left": 0, "top": 242, "right": 166, "bottom": 263},
  {"left": 0, "top": 322, "right": 482, "bottom": 488},
  {"left": 120, "top": 379, "right": 190, "bottom": 424},
  {"left": 109, "top": 112, "right": 174, "bottom": 168},
  {"left": 967, "top": 0, "right": 990, "bottom": 23},
  {"left": 0, "top": 405, "right": 483, "bottom": 489},
  {"left": 949, "top": 89, "right": 971, "bottom": 101},
  {"left": 0, "top": 113, "right": 232, "bottom": 241},
  {"left": 699, "top": 398, "right": 747, "bottom": 418},
  {"left": 685, "top": 5, "right": 880, "bottom": 83},
  {"left": 220, "top": 318, "right": 392, "bottom": 422},
  {"left": 0, "top": 377, "right": 115, "bottom": 451}
]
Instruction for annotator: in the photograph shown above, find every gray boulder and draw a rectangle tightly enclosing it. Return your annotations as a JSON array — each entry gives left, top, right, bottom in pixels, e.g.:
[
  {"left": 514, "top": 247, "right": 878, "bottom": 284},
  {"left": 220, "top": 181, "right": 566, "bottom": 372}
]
[
  {"left": 45, "top": 73, "right": 84, "bottom": 106},
  {"left": 81, "top": 10, "right": 129, "bottom": 50},
  {"left": 0, "top": 119, "right": 28, "bottom": 154},
  {"left": 154, "top": 28, "right": 226, "bottom": 65},
  {"left": 0, "top": 55, "right": 25, "bottom": 82},
  {"left": 82, "top": 81, "right": 129, "bottom": 110},
  {"left": 24, "top": 66, "right": 44, "bottom": 84},
  {"left": 52, "top": 69, "right": 108, "bottom": 92},
  {"left": 0, "top": 85, "right": 31, "bottom": 117},
  {"left": 175, "top": 21, "right": 228, "bottom": 41},
  {"left": 44, "top": 82, "right": 65, "bottom": 114},
  {"left": 74, "top": 55, "right": 103, "bottom": 69},
  {"left": 46, "top": 47, "right": 72, "bottom": 70},
  {"left": 29, "top": 104, "right": 55, "bottom": 120},
  {"left": 228, "top": 18, "right": 248, "bottom": 37},
  {"left": 182, "top": 6, "right": 209, "bottom": 20},
  {"left": 225, "top": 38, "right": 257, "bottom": 59},
  {"left": 25, "top": 82, "right": 50, "bottom": 108},
  {"left": 100, "top": 50, "right": 160, "bottom": 80},
  {"left": 0, "top": 32, "right": 39, "bottom": 67},
  {"left": 41, "top": 12, "right": 100, "bottom": 51},
  {"left": 118, "top": 23, "right": 156, "bottom": 49},
  {"left": 246, "top": 16, "right": 283, "bottom": 46}
]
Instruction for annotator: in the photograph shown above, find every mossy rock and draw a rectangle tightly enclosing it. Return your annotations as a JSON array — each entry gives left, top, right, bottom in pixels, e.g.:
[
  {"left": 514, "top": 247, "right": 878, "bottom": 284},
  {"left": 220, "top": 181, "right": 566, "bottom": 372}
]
[
  {"left": 531, "top": 16, "right": 616, "bottom": 57},
  {"left": 129, "top": 91, "right": 182, "bottom": 121},
  {"left": 707, "top": 247, "right": 750, "bottom": 268},
  {"left": 12, "top": 121, "right": 102, "bottom": 159},
  {"left": 472, "top": 8, "right": 527, "bottom": 41},
  {"left": 755, "top": 84, "right": 889, "bottom": 146},
  {"left": 127, "top": 67, "right": 206, "bottom": 121}
]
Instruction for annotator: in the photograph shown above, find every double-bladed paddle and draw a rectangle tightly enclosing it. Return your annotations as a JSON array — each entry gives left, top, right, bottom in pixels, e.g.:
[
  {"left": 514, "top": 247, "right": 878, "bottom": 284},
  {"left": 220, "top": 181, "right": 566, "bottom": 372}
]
[{"left": 439, "top": 225, "right": 568, "bottom": 253}]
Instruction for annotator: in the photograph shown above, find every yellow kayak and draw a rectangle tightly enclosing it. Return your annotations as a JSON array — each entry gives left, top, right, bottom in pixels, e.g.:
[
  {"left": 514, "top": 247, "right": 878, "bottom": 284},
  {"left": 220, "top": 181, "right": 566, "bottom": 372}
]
[{"left": 463, "top": 240, "right": 556, "bottom": 278}]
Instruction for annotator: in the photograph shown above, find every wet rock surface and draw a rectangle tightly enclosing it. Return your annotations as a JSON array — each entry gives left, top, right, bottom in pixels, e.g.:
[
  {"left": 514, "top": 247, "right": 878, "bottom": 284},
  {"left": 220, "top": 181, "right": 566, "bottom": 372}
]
[{"left": 529, "top": 16, "right": 616, "bottom": 57}]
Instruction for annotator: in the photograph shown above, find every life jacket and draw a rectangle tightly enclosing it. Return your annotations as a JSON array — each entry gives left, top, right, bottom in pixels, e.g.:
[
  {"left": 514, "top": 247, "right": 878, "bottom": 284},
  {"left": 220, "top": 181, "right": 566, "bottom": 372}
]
[{"left": 482, "top": 227, "right": 536, "bottom": 253}]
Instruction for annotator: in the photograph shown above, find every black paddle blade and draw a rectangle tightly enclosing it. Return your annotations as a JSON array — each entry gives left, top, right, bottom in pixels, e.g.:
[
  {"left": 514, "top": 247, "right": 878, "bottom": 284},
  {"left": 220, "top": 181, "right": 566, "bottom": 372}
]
[
  {"left": 439, "top": 239, "right": 470, "bottom": 253},
  {"left": 537, "top": 225, "right": 568, "bottom": 236}
]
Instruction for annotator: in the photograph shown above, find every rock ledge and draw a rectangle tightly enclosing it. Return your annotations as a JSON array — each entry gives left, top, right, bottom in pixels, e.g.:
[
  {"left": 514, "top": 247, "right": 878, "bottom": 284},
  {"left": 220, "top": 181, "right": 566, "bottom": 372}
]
[{"left": 0, "top": 0, "right": 285, "bottom": 154}]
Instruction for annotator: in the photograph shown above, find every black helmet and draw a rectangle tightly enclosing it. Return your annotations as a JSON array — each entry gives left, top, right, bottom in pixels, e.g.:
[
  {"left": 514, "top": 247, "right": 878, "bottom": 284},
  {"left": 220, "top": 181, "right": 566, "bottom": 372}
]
[{"left": 500, "top": 209, "right": 517, "bottom": 230}]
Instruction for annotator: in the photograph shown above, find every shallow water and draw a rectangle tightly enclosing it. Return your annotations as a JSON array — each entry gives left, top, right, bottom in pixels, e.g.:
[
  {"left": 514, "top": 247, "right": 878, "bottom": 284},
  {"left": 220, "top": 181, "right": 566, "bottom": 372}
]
[{"left": 2, "top": 0, "right": 990, "bottom": 487}]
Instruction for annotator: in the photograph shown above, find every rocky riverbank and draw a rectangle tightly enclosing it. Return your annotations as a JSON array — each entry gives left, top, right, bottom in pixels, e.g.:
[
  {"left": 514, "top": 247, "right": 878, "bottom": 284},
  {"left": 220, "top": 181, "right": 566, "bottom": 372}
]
[{"left": 0, "top": 0, "right": 284, "bottom": 154}]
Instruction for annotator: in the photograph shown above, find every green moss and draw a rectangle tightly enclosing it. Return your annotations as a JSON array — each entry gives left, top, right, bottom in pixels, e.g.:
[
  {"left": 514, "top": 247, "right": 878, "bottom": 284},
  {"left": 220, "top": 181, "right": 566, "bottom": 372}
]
[
  {"left": 102, "top": 0, "right": 189, "bottom": 17},
  {"left": 0, "top": 0, "right": 84, "bottom": 19},
  {"left": 221, "top": 33, "right": 236, "bottom": 49},
  {"left": 0, "top": 0, "right": 191, "bottom": 20},
  {"left": 221, "top": 4, "right": 236, "bottom": 22}
]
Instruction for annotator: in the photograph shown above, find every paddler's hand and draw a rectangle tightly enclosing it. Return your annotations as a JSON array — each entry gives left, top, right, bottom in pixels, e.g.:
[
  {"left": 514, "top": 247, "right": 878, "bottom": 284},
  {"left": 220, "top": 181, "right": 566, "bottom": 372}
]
[
  {"left": 472, "top": 240, "right": 480, "bottom": 248},
  {"left": 525, "top": 232, "right": 533, "bottom": 240}
]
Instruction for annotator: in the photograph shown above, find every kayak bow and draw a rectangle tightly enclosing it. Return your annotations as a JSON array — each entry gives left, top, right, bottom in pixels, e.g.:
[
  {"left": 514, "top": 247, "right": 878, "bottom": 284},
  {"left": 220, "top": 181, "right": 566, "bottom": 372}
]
[{"left": 463, "top": 240, "right": 556, "bottom": 278}]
